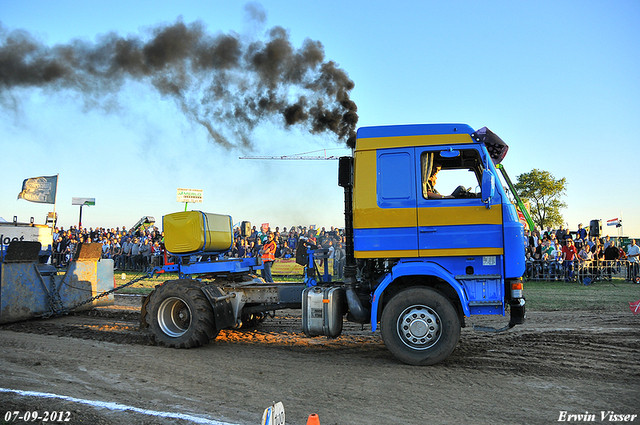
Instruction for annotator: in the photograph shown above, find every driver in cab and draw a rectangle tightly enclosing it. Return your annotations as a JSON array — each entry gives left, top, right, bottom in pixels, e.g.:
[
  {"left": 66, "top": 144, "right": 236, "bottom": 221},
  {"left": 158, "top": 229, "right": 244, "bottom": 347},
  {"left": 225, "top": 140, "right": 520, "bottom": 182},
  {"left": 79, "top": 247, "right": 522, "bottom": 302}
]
[{"left": 426, "top": 163, "right": 454, "bottom": 199}]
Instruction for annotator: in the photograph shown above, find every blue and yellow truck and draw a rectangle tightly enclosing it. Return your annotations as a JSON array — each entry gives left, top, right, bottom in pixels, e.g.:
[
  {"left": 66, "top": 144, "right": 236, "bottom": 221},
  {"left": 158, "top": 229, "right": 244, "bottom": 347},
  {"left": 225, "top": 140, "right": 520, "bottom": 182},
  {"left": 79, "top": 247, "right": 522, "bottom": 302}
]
[{"left": 142, "top": 123, "right": 526, "bottom": 365}]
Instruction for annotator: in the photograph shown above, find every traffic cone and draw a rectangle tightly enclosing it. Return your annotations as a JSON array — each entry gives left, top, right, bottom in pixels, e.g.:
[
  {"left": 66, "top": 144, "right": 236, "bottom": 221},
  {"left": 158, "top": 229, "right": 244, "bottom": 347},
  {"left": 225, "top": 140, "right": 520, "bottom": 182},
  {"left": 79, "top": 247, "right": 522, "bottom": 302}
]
[{"left": 306, "top": 413, "right": 320, "bottom": 425}]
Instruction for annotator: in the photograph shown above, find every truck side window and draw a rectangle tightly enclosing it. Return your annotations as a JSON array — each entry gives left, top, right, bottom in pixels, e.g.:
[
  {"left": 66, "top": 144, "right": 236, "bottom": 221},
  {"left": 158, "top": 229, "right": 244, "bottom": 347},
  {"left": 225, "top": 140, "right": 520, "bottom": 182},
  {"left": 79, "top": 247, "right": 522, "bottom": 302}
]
[
  {"left": 421, "top": 150, "right": 483, "bottom": 199},
  {"left": 377, "top": 150, "right": 415, "bottom": 208}
]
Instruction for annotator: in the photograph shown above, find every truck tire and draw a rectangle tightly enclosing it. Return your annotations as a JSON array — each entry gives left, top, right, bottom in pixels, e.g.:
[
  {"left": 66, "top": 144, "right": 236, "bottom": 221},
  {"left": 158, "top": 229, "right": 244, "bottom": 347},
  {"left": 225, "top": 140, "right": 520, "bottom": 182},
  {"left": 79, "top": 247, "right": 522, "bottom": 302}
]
[
  {"left": 145, "top": 279, "right": 218, "bottom": 348},
  {"left": 380, "top": 286, "right": 460, "bottom": 365}
]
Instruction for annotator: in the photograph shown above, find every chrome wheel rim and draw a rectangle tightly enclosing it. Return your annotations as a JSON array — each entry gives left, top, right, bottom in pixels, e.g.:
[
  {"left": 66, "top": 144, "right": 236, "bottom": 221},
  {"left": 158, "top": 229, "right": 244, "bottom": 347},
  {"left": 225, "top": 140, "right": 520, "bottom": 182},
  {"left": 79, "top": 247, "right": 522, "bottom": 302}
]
[
  {"left": 157, "top": 297, "right": 192, "bottom": 337},
  {"left": 396, "top": 305, "right": 441, "bottom": 350}
]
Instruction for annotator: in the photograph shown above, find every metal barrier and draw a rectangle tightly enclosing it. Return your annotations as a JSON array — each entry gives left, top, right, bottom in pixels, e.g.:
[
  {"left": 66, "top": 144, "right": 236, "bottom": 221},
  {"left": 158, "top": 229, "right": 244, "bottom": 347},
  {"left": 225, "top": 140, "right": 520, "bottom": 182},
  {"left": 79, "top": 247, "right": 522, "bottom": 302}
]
[
  {"left": 51, "top": 251, "right": 68, "bottom": 268},
  {"left": 524, "top": 259, "right": 639, "bottom": 283}
]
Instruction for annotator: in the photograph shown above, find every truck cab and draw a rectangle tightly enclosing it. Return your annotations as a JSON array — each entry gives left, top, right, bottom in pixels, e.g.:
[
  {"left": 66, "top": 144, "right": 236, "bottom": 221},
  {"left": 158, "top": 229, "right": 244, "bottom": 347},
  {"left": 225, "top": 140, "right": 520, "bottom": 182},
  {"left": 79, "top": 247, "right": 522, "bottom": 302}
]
[{"left": 341, "top": 123, "right": 526, "bottom": 364}]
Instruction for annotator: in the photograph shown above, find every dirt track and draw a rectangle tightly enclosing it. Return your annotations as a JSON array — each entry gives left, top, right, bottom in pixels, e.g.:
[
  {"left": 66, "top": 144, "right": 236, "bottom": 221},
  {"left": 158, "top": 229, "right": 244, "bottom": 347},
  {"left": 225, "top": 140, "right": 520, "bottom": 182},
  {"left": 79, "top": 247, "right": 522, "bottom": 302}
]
[{"left": 1, "top": 294, "right": 639, "bottom": 425}]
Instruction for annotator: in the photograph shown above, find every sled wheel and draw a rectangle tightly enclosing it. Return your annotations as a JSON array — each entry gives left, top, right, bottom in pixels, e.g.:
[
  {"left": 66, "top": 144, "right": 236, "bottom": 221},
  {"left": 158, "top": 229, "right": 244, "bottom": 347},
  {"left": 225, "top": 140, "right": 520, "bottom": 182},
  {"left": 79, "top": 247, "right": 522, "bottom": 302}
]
[
  {"left": 381, "top": 286, "right": 460, "bottom": 365},
  {"left": 145, "top": 279, "right": 218, "bottom": 348}
]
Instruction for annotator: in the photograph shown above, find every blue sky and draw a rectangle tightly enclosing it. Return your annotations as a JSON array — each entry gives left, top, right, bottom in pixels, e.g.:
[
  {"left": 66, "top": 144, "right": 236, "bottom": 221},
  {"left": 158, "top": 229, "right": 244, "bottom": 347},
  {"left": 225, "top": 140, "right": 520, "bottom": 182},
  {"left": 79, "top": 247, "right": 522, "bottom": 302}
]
[{"left": 1, "top": 0, "right": 639, "bottom": 238}]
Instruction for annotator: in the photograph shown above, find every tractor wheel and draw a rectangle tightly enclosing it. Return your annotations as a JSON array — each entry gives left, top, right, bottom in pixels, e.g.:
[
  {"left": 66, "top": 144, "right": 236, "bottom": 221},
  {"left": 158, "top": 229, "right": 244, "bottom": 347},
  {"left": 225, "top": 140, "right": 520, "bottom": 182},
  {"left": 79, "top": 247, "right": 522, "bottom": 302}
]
[
  {"left": 381, "top": 286, "right": 460, "bottom": 365},
  {"left": 145, "top": 279, "right": 218, "bottom": 348}
]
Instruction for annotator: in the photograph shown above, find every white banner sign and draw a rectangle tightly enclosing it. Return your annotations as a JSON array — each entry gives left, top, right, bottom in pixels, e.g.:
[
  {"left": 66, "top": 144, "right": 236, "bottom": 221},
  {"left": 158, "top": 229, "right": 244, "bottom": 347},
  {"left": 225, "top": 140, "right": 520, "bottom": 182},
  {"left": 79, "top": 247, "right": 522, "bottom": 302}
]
[
  {"left": 177, "top": 188, "right": 203, "bottom": 203},
  {"left": 72, "top": 197, "right": 96, "bottom": 206}
]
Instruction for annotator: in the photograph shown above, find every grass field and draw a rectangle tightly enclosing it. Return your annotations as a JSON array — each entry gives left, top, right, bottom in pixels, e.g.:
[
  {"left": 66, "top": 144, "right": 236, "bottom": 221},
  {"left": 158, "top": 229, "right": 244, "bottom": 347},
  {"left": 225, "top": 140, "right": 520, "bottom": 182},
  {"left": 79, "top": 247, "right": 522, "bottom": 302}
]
[
  {"left": 524, "top": 279, "right": 640, "bottom": 312},
  {"left": 113, "top": 271, "right": 304, "bottom": 295},
  {"left": 114, "top": 272, "right": 640, "bottom": 313},
  {"left": 114, "top": 271, "right": 179, "bottom": 295}
]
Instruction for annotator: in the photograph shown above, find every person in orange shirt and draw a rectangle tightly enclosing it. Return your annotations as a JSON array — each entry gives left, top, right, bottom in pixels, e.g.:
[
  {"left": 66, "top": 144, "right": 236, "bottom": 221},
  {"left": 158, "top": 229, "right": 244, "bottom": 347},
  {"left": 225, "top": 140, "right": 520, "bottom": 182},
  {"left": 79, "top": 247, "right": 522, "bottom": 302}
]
[{"left": 261, "top": 232, "right": 276, "bottom": 283}]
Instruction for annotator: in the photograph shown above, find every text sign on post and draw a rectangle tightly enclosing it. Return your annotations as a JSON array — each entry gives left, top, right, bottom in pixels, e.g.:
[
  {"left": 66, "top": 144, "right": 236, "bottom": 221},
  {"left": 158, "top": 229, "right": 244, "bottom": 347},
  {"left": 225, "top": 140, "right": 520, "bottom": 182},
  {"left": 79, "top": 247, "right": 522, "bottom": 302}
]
[
  {"left": 72, "top": 197, "right": 96, "bottom": 206},
  {"left": 177, "top": 188, "right": 203, "bottom": 203}
]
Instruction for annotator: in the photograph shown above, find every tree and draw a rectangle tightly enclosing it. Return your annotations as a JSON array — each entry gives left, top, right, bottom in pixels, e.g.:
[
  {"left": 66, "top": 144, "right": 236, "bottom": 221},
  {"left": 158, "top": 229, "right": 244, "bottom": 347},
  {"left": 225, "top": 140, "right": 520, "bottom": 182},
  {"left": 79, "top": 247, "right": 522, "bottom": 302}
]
[{"left": 514, "top": 169, "right": 567, "bottom": 230}]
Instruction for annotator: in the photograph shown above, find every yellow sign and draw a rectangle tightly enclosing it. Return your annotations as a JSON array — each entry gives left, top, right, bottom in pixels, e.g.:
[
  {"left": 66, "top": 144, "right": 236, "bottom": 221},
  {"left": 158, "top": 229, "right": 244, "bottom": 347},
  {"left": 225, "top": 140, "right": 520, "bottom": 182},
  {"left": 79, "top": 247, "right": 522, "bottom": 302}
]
[
  {"left": 270, "top": 258, "right": 334, "bottom": 276},
  {"left": 271, "top": 258, "right": 304, "bottom": 276}
]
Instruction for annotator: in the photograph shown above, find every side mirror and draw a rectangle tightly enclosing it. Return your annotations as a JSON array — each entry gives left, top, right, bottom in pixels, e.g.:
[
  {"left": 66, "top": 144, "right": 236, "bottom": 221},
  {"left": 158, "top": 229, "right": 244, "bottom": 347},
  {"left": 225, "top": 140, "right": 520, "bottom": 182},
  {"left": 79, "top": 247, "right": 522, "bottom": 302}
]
[{"left": 481, "top": 171, "right": 495, "bottom": 207}]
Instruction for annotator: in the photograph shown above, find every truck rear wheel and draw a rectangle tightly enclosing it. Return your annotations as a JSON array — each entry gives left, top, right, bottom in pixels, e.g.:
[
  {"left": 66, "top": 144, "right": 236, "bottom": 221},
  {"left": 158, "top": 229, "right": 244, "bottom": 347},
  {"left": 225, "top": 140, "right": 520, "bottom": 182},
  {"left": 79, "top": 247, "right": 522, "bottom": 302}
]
[
  {"left": 145, "top": 279, "right": 218, "bottom": 348},
  {"left": 381, "top": 286, "right": 460, "bottom": 365}
]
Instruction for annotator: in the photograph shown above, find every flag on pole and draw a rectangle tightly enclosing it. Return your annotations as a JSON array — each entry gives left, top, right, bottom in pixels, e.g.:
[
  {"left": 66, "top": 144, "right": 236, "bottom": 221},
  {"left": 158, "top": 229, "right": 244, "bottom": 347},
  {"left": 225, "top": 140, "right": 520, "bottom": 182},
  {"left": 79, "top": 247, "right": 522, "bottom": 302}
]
[
  {"left": 17, "top": 175, "right": 58, "bottom": 204},
  {"left": 607, "top": 218, "right": 620, "bottom": 227},
  {"left": 630, "top": 300, "right": 640, "bottom": 315}
]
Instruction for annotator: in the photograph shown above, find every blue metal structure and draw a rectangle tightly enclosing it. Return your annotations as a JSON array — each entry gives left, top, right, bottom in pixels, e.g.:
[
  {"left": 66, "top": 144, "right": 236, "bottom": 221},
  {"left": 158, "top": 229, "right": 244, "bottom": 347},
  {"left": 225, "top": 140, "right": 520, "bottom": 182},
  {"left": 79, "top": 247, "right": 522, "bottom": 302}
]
[{"left": 0, "top": 242, "right": 115, "bottom": 324}]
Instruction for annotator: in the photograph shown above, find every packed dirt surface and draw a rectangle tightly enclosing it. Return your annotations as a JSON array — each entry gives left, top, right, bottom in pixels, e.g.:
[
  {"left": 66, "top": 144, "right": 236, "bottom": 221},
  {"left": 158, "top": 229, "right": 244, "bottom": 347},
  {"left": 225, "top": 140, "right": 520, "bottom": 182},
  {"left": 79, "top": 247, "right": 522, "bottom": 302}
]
[{"left": 1, "top": 294, "right": 638, "bottom": 425}]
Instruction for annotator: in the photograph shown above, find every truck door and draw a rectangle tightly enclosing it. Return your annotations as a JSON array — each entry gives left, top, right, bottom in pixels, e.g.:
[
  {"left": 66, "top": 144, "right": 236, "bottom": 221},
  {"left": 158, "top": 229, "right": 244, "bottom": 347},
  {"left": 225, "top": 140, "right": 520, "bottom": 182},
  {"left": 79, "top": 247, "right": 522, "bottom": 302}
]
[
  {"left": 352, "top": 147, "right": 419, "bottom": 258},
  {"left": 415, "top": 147, "right": 504, "bottom": 258}
]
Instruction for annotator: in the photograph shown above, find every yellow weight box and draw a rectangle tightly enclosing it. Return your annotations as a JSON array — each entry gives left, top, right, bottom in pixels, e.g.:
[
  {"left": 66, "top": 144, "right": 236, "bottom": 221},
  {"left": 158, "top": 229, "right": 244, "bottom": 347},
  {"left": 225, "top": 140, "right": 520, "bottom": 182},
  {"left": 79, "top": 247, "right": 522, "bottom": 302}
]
[{"left": 163, "top": 211, "right": 233, "bottom": 254}]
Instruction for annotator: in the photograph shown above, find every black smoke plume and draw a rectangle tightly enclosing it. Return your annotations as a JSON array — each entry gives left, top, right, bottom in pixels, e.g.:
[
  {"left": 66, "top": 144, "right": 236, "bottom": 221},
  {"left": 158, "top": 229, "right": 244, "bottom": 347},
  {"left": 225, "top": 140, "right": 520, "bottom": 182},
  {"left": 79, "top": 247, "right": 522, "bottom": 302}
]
[{"left": 0, "top": 17, "right": 358, "bottom": 149}]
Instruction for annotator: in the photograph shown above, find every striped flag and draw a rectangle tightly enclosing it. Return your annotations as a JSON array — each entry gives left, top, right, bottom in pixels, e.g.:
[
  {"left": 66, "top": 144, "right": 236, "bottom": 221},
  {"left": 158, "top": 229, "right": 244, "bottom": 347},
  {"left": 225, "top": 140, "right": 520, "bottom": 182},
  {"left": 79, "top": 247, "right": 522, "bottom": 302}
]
[
  {"left": 606, "top": 218, "right": 620, "bottom": 227},
  {"left": 17, "top": 175, "right": 58, "bottom": 204}
]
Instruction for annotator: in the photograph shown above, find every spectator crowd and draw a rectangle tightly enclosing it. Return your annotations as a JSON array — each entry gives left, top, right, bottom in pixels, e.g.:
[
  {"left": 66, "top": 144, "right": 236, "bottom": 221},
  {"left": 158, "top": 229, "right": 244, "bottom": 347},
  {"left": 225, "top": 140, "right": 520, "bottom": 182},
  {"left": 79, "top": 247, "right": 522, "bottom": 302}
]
[
  {"left": 524, "top": 223, "right": 639, "bottom": 283},
  {"left": 51, "top": 222, "right": 347, "bottom": 277},
  {"left": 52, "top": 225, "right": 164, "bottom": 271}
]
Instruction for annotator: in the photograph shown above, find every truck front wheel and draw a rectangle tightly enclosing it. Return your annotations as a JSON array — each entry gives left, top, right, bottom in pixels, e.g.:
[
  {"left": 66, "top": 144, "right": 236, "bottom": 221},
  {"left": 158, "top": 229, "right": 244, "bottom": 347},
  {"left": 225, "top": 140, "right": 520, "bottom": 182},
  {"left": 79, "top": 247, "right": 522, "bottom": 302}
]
[
  {"left": 145, "top": 279, "right": 218, "bottom": 348},
  {"left": 381, "top": 287, "right": 460, "bottom": 365}
]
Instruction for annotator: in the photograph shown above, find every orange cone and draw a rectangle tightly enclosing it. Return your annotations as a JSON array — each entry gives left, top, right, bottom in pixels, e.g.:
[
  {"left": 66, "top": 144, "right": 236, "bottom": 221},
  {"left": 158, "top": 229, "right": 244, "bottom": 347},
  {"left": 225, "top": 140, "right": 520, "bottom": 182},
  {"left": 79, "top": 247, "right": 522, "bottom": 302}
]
[{"left": 306, "top": 413, "right": 320, "bottom": 425}]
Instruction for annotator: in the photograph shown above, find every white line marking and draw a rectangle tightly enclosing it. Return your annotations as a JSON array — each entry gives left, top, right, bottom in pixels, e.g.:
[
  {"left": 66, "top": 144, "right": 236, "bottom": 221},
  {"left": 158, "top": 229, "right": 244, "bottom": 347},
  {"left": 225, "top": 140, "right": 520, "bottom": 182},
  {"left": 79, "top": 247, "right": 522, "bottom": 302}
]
[{"left": 0, "top": 387, "right": 239, "bottom": 425}]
